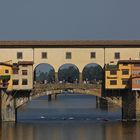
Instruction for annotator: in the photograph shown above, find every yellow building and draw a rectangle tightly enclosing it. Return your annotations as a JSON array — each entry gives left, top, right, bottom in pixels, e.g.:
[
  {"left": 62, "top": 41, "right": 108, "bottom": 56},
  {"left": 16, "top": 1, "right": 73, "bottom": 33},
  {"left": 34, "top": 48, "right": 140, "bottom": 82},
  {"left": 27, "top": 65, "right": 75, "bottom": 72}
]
[
  {"left": 0, "top": 62, "right": 13, "bottom": 91},
  {"left": 105, "top": 61, "right": 131, "bottom": 89}
]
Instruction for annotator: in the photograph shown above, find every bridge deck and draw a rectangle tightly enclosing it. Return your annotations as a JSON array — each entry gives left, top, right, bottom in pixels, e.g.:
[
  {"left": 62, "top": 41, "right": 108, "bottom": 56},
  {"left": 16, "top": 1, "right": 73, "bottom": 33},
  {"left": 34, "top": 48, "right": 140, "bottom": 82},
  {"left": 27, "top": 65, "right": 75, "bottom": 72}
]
[{"left": 33, "top": 83, "right": 101, "bottom": 95}]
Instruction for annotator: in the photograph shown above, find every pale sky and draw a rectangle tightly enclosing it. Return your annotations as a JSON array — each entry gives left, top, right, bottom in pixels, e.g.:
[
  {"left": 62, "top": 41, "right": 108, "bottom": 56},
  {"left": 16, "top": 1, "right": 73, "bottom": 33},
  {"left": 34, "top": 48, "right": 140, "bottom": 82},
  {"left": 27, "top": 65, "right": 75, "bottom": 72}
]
[{"left": 0, "top": 0, "right": 140, "bottom": 40}]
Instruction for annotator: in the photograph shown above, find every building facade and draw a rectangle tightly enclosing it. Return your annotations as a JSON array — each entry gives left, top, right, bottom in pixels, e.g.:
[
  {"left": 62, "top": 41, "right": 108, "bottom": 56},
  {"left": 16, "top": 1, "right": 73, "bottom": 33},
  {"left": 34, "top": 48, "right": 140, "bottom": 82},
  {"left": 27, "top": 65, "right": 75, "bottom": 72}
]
[
  {"left": 0, "top": 62, "right": 13, "bottom": 91},
  {"left": 0, "top": 61, "right": 33, "bottom": 91},
  {"left": 12, "top": 61, "right": 34, "bottom": 90},
  {"left": 0, "top": 40, "right": 140, "bottom": 73},
  {"left": 105, "top": 60, "right": 140, "bottom": 91}
]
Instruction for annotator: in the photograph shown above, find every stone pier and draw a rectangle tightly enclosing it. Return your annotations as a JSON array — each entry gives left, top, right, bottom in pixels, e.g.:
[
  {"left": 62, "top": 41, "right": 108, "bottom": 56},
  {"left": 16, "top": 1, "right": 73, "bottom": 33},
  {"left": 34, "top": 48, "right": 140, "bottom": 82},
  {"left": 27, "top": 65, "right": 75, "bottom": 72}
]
[
  {"left": 47, "top": 93, "right": 58, "bottom": 101},
  {"left": 122, "top": 91, "right": 140, "bottom": 121},
  {"left": 55, "top": 72, "right": 58, "bottom": 82},
  {"left": 79, "top": 73, "right": 83, "bottom": 83},
  {"left": 48, "top": 94, "right": 52, "bottom": 101},
  {"left": 0, "top": 89, "right": 16, "bottom": 121},
  {"left": 96, "top": 97, "right": 108, "bottom": 110}
]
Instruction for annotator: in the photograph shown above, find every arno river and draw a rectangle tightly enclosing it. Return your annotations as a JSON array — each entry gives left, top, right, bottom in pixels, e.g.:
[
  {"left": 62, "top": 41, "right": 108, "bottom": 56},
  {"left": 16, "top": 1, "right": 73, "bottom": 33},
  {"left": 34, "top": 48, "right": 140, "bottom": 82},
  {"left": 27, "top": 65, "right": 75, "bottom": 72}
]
[{"left": 1, "top": 93, "right": 140, "bottom": 140}]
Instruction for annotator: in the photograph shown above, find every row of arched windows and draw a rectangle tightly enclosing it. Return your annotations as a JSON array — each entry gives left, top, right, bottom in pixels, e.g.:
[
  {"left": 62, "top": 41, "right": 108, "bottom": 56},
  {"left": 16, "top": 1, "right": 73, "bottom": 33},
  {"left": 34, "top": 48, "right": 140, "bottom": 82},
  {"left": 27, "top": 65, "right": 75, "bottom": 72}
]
[{"left": 34, "top": 63, "right": 103, "bottom": 84}]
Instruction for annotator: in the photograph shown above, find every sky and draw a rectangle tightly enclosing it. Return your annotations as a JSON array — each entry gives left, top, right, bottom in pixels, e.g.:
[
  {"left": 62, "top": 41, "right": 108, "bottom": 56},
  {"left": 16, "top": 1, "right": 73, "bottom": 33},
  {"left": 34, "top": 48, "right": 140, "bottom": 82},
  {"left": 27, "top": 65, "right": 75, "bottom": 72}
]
[{"left": 0, "top": 0, "right": 140, "bottom": 40}]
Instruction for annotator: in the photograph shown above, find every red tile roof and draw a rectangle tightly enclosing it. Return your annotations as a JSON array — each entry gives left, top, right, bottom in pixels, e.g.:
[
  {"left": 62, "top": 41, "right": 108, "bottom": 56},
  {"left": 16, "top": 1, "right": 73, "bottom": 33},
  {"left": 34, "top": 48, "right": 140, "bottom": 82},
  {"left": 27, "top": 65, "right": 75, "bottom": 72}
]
[
  {"left": 18, "top": 61, "right": 34, "bottom": 65},
  {"left": 0, "top": 62, "right": 12, "bottom": 67},
  {"left": 118, "top": 60, "right": 140, "bottom": 64},
  {"left": 0, "top": 40, "right": 140, "bottom": 47}
]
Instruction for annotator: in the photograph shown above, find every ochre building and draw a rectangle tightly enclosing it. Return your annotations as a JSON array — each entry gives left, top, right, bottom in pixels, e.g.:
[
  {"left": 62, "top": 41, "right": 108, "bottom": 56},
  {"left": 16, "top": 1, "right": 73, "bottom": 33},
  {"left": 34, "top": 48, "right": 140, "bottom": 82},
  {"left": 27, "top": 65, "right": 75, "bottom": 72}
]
[
  {"left": 105, "top": 60, "right": 140, "bottom": 90},
  {"left": 0, "top": 62, "right": 13, "bottom": 91}
]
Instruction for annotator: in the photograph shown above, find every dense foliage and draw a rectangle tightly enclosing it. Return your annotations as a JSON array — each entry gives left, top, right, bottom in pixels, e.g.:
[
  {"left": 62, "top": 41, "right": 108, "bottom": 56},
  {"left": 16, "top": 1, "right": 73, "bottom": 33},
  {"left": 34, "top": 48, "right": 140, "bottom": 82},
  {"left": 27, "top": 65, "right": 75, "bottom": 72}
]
[
  {"left": 58, "top": 66, "right": 79, "bottom": 83},
  {"left": 35, "top": 69, "right": 55, "bottom": 83},
  {"left": 82, "top": 65, "right": 103, "bottom": 82}
]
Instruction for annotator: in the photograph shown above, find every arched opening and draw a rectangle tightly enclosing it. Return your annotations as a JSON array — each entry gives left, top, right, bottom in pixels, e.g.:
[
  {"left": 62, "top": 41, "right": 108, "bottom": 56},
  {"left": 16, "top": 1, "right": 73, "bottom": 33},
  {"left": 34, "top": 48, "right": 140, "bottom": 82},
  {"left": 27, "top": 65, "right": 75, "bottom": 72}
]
[
  {"left": 82, "top": 63, "right": 103, "bottom": 84},
  {"left": 34, "top": 63, "right": 55, "bottom": 84},
  {"left": 58, "top": 64, "right": 80, "bottom": 83}
]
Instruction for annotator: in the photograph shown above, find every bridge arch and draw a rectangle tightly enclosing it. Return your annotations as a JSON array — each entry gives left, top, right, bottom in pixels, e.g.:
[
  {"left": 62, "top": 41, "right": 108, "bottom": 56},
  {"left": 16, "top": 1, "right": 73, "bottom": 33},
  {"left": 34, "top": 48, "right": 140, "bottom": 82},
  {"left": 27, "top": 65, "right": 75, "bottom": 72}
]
[
  {"left": 57, "top": 63, "right": 80, "bottom": 83},
  {"left": 34, "top": 63, "right": 55, "bottom": 83},
  {"left": 82, "top": 63, "right": 104, "bottom": 84}
]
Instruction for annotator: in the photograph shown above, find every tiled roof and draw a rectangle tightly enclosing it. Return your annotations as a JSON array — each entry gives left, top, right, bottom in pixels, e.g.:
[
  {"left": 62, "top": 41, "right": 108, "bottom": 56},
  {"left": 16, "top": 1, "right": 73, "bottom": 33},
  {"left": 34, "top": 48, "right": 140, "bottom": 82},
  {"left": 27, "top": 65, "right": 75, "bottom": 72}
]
[
  {"left": 105, "top": 64, "right": 118, "bottom": 70},
  {"left": 18, "top": 61, "right": 34, "bottom": 65},
  {"left": 0, "top": 40, "right": 140, "bottom": 47},
  {"left": 0, "top": 62, "right": 12, "bottom": 67},
  {"left": 118, "top": 60, "right": 140, "bottom": 64}
]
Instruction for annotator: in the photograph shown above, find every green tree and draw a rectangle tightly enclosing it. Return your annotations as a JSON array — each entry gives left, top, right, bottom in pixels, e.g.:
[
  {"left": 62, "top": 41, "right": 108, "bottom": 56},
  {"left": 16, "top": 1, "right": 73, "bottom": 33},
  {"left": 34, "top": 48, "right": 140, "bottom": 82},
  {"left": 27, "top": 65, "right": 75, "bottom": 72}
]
[
  {"left": 58, "top": 66, "right": 79, "bottom": 83},
  {"left": 83, "top": 65, "right": 103, "bottom": 82},
  {"left": 36, "top": 70, "right": 55, "bottom": 83}
]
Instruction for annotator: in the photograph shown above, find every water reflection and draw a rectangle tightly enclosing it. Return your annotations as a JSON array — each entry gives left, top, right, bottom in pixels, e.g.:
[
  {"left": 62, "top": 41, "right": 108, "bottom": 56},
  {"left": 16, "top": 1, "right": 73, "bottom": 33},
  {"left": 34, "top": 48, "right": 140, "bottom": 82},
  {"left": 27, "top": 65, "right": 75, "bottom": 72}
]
[
  {"left": 0, "top": 94, "right": 140, "bottom": 140},
  {"left": 17, "top": 94, "right": 121, "bottom": 121},
  {"left": 1, "top": 122, "right": 140, "bottom": 140}
]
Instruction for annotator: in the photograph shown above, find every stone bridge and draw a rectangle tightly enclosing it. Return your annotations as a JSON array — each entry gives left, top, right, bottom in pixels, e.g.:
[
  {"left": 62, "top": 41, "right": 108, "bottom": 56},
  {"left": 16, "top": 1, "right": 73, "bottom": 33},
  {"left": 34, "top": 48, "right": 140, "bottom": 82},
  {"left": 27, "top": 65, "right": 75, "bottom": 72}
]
[
  {"left": 1, "top": 83, "right": 140, "bottom": 122},
  {"left": 0, "top": 83, "right": 104, "bottom": 121},
  {"left": 33, "top": 83, "right": 122, "bottom": 106},
  {"left": 33, "top": 83, "right": 101, "bottom": 95}
]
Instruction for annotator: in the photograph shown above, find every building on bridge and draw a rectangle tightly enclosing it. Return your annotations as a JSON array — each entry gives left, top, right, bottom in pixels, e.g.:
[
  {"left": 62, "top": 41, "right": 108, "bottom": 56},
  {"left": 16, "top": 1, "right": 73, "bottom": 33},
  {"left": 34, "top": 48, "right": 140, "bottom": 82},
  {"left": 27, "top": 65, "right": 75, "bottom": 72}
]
[
  {"left": 12, "top": 61, "right": 34, "bottom": 91},
  {"left": 0, "top": 62, "right": 13, "bottom": 91},
  {"left": 105, "top": 60, "right": 140, "bottom": 91},
  {"left": 0, "top": 61, "right": 33, "bottom": 92},
  {"left": 1, "top": 40, "right": 140, "bottom": 78}
]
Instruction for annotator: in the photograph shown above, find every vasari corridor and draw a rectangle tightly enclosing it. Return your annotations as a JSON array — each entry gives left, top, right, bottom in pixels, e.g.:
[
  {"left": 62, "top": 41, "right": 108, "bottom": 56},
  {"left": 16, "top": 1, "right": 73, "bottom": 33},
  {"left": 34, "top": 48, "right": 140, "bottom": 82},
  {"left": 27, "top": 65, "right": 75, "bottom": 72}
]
[{"left": 0, "top": 40, "right": 140, "bottom": 140}]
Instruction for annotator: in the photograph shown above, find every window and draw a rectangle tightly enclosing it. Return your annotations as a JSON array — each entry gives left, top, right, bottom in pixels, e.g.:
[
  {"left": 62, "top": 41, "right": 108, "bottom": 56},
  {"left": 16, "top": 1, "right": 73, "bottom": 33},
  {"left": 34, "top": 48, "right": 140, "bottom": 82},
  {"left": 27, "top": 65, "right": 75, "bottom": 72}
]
[
  {"left": 136, "top": 80, "right": 140, "bottom": 84},
  {"left": 134, "top": 64, "right": 140, "bottom": 67},
  {"left": 42, "top": 52, "right": 47, "bottom": 59},
  {"left": 132, "top": 71, "right": 140, "bottom": 75},
  {"left": 66, "top": 52, "right": 72, "bottom": 59},
  {"left": 110, "top": 80, "right": 117, "bottom": 85},
  {"left": 5, "top": 70, "right": 9, "bottom": 73},
  {"left": 110, "top": 70, "right": 117, "bottom": 75},
  {"left": 122, "top": 69, "right": 129, "bottom": 75},
  {"left": 13, "top": 80, "right": 19, "bottom": 85},
  {"left": 22, "top": 65, "right": 27, "bottom": 67},
  {"left": 90, "top": 52, "right": 96, "bottom": 59},
  {"left": 22, "top": 70, "right": 28, "bottom": 75},
  {"left": 123, "top": 64, "right": 128, "bottom": 66},
  {"left": 114, "top": 52, "right": 120, "bottom": 59},
  {"left": 17, "top": 52, "right": 23, "bottom": 59},
  {"left": 13, "top": 69, "right": 18, "bottom": 74},
  {"left": 22, "top": 79, "right": 28, "bottom": 85},
  {"left": 122, "top": 79, "right": 129, "bottom": 85}
]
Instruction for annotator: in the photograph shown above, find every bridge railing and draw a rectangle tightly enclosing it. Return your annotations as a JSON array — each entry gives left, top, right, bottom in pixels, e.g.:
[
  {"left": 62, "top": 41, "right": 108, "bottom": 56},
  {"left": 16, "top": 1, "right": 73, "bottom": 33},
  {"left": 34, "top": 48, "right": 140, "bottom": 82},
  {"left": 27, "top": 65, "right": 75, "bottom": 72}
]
[
  {"left": 33, "top": 83, "right": 101, "bottom": 92},
  {"left": 32, "top": 83, "right": 102, "bottom": 97}
]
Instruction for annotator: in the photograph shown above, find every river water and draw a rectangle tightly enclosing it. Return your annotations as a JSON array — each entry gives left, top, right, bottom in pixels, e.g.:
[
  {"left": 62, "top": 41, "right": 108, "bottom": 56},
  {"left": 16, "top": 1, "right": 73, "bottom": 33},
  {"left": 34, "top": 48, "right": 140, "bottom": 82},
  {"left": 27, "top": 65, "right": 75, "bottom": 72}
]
[{"left": 1, "top": 93, "right": 140, "bottom": 140}]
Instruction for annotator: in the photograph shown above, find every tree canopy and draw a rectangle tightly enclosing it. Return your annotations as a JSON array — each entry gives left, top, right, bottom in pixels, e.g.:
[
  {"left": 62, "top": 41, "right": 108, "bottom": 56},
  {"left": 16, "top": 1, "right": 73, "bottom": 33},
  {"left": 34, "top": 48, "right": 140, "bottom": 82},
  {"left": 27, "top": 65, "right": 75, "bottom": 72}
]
[
  {"left": 58, "top": 66, "right": 79, "bottom": 83},
  {"left": 82, "top": 65, "right": 103, "bottom": 82},
  {"left": 36, "top": 69, "right": 55, "bottom": 83}
]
